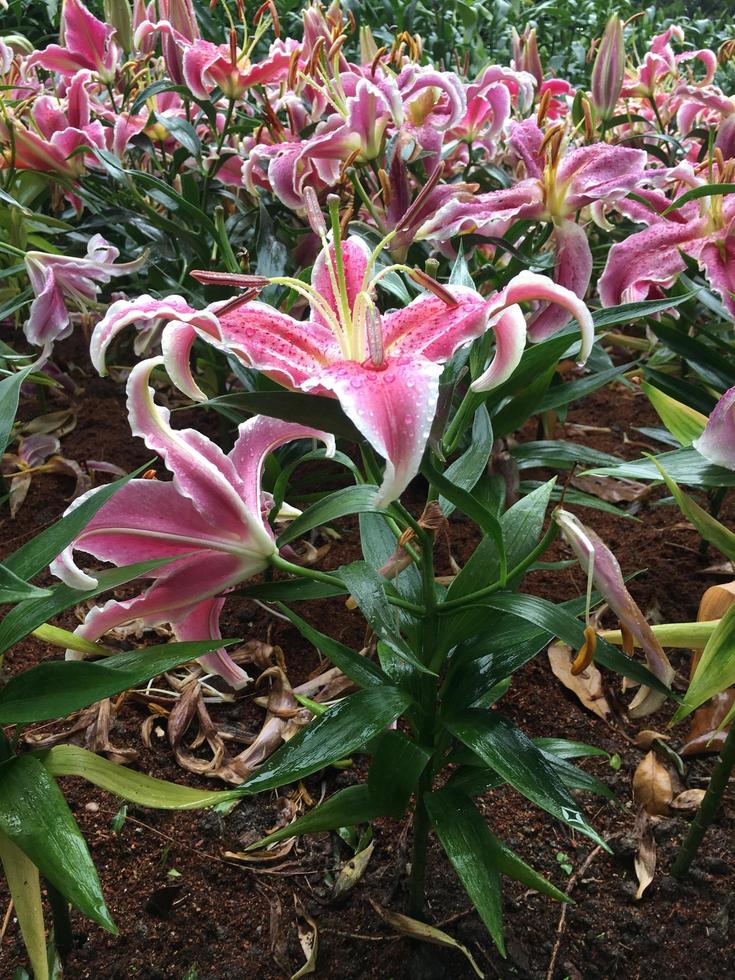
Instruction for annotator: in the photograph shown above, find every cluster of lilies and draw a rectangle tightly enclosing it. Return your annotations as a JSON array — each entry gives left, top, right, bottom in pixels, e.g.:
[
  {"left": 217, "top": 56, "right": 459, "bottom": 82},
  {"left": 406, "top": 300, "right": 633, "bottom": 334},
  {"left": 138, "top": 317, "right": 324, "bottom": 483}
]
[{"left": 1, "top": 0, "right": 734, "bottom": 701}]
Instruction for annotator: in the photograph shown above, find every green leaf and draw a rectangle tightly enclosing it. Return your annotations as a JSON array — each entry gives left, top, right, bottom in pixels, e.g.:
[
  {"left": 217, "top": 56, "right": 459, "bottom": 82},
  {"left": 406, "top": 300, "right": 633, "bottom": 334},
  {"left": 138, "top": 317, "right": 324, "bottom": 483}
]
[
  {"left": 673, "top": 603, "right": 735, "bottom": 723},
  {"left": 652, "top": 458, "right": 735, "bottom": 560},
  {"left": 367, "top": 730, "right": 430, "bottom": 816},
  {"left": 663, "top": 183, "right": 735, "bottom": 214},
  {"left": 0, "top": 756, "right": 115, "bottom": 931},
  {"left": 586, "top": 446, "right": 735, "bottom": 487},
  {"left": 275, "top": 603, "right": 388, "bottom": 689},
  {"left": 648, "top": 321, "right": 735, "bottom": 389},
  {"left": 359, "top": 512, "right": 422, "bottom": 599},
  {"left": 239, "top": 687, "right": 411, "bottom": 794},
  {"left": 277, "top": 485, "right": 380, "bottom": 546},
  {"left": 0, "top": 831, "right": 49, "bottom": 980},
  {"left": 0, "top": 640, "right": 237, "bottom": 724},
  {"left": 3, "top": 465, "right": 147, "bottom": 582},
  {"left": 235, "top": 578, "right": 347, "bottom": 601},
  {"left": 642, "top": 383, "right": 707, "bottom": 447},
  {"left": 159, "top": 116, "right": 201, "bottom": 158},
  {"left": 492, "top": 363, "right": 555, "bottom": 437},
  {"left": 0, "top": 559, "right": 174, "bottom": 656},
  {"left": 439, "top": 405, "right": 493, "bottom": 516},
  {"left": 446, "top": 710, "right": 608, "bottom": 849},
  {"left": 245, "top": 785, "right": 382, "bottom": 849},
  {"left": 481, "top": 593, "right": 670, "bottom": 693},
  {"left": 424, "top": 788, "right": 504, "bottom": 954},
  {"left": 0, "top": 365, "right": 33, "bottom": 454},
  {"left": 196, "top": 391, "right": 360, "bottom": 440},
  {"left": 590, "top": 293, "right": 693, "bottom": 328},
  {"left": 539, "top": 363, "right": 634, "bottom": 413},
  {"left": 338, "top": 561, "right": 433, "bottom": 674},
  {"left": 40, "top": 745, "right": 244, "bottom": 809},
  {"left": 511, "top": 440, "right": 620, "bottom": 471},
  {"left": 0, "top": 563, "right": 51, "bottom": 603},
  {"left": 422, "top": 456, "right": 506, "bottom": 582}
]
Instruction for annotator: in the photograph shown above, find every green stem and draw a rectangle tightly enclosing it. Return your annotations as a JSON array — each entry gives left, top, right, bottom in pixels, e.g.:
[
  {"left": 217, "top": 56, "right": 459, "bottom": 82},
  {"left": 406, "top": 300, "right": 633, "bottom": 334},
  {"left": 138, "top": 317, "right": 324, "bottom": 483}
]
[
  {"left": 672, "top": 722, "right": 735, "bottom": 878},
  {"left": 437, "top": 520, "right": 559, "bottom": 613},
  {"left": 442, "top": 390, "right": 481, "bottom": 457},
  {"left": 47, "top": 881, "right": 73, "bottom": 956},
  {"left": 269, "top": 553, "right": 424, "bottom": 615},
  {"left": 407, "top": 764, "right": 433, "bottom": 919}
]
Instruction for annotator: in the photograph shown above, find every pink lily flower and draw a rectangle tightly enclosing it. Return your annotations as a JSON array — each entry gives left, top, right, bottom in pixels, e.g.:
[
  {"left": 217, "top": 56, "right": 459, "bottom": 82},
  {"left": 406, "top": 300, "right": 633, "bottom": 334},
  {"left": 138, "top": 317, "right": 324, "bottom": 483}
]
[
  {"left": 27, "top": 0, "right": 120, "bottom": 82},
  {"left": 24, "top": 234, "right": 147, "bottom": 350},
  {"left": 0, "top": 111, "right": 105, "bottom": 181},
  {"left": 51, "top": 357, "right": 335, "bottom": 689},
  {"left": 693, "top": 386, "right": 735, "bottom": 470},
  {"left": 555, "top": 508, "right": 675, "bottom": 716},
  {"left": 91, "top": 233, "right": 593, "bottom": 506},
  {"left": 418, "top": 122, "right": 646, "bottom": 339},
  {"left": 599, "top": 164, "right": 735, "bottom": 317}
]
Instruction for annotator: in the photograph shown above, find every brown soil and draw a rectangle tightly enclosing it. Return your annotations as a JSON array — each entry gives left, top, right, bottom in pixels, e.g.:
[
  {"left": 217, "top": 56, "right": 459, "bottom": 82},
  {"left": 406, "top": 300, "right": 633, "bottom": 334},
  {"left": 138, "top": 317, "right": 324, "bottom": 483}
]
[{"left": 1, "top": 337, "right": 734, "bottom": 979}]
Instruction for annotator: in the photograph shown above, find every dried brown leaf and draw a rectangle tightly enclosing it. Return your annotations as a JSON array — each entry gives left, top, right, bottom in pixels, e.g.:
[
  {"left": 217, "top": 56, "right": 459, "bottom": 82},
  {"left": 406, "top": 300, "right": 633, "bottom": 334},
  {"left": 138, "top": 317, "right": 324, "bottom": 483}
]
[
  {"left": 633, "top": 810, "right": 656, "bottom": 900},
  {"left": 224, "top": 839, "right": 295, "bottom": 864},
  {"left": 291, "top": 895, "right": 318, "bottom": 979},
  {"left": 670, "top": 789, "right": 706, "bottom": 813},
  {"left": 632, "top": 750, "right": 673, "bottom": 815},
  {"left": 333, "top": 840, "right": 375, "bottom": 900},
  {"left": 633, "top": 730, "right": 670, "bottom": 750},
  {"left": 572, "top": 474, "right": 650, "bottom": 503},
  {"left": 369, "top": 900, "right": 484, "bottom": 978},
  {"left": 547, "top": 643, "right": 611, "bottom": 721}
]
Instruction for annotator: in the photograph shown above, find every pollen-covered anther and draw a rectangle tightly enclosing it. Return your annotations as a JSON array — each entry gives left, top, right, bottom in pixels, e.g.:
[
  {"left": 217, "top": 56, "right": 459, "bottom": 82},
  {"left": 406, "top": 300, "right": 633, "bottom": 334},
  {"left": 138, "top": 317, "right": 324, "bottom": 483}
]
[
  {"left": 571, "top": 624, "right": 598, "bottom": 675},
  {"left": 408, "top": 269, "right": 459, "bottom": 308},
  {"left": 366, "top": 306, "right": 385, "bottom": 368}
]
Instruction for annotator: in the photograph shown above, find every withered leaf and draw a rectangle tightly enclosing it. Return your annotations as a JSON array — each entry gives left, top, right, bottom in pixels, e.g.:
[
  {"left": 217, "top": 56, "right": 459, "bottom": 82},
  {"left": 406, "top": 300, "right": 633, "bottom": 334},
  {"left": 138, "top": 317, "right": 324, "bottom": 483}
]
[
  {"left": 633, "top": 730, "right": 670, "bottom": 750},
  {"left": 291, "top": 895, "right": 318, "bottom": 979},
  {"left": 369, "top": 900, "right": 484, "bottom": 979},
  {"left": 632, "top": 750, "right": 673, "bottom": 816},
  {"left": 681, "top": 691, "right": 735, "bottom": 757},
  {"left": 670, "top": 789, "right": 706, "bottom": 814},
  {"left": 548, "top": 642, "right": 611, "bottom": 722},
  {"left": 333, "top": 840, "right": 375, "bottom": 900},
  {"left": 633, "top": 810, "right": 656, "bottom": 900}
]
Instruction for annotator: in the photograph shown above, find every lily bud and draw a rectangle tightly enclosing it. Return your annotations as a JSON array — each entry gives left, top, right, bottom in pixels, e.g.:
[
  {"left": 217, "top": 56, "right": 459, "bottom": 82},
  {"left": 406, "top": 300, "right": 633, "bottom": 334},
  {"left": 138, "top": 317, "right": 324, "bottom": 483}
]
[
  {"left": 591, "top": 15, "right": 625, "bottom": 119},
  {"left": 554, "top": 508, "right": 675, "bottom": 716},
  {"left": 104, "top": 0, "right": 133, "bottom": 52}
]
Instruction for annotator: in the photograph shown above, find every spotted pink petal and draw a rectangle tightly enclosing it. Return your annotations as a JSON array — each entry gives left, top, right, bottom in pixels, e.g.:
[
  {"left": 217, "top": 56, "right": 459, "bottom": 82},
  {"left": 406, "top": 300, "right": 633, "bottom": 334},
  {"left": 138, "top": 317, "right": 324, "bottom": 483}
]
[
  {"left": 172, "top": 597, "right": 251, "bottom": 690},
  {"left": 526, "top": 219, "right": 593, "bottom": 342},
  {"left": 304, "top": 355, "right": 442, "bottom": 506},
  {"left": 382, "top": 286, "right": 489, "bottom": 360},
  {"left": 229, "top": 415, "right": 335, "bottom": 518},
  {"left": 213, "top": 301, "right": 337, "bottom": 389},
  {"left": 127, "top": 358, "right": 270, "bottom": 545},
  {"left": 694, "top": 386, "right": 735, "bottom": 470},
  {"left": 90, "top": 295, "right": 220, "bottom": 375},
  {"left": 471, "top": 305, "right": 527, "bottom": 391},
  {"left": 692, "top": 234, "right": 735, "bottom": 317},
  {"left": 417, "top": 179, "right": 543, "bottom": 241},
  {"left": 598, "top": 218, "right": 703, "bottom": 307},
  {"left": 559, "top": 144, "right": 647, "bottom": 210},
  {"left": 24, "top": 269, "right": 69, "bottom": 348},
  {"left": 311, "top": 237, "right": 372, "bottom": 329},
  {"left": 490, "top": 269, "right": 594, "bottom": 362}
]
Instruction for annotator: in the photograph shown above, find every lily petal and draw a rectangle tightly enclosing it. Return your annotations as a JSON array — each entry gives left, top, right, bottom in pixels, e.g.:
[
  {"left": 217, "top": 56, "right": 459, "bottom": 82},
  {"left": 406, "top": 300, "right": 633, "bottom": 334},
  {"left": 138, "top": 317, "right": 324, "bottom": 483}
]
[
  {"left": 693, "top": 385, "right": 735, "bottom": 470},
  {"left": 471, "top": 304, "right": 527, "bottom": 391}
]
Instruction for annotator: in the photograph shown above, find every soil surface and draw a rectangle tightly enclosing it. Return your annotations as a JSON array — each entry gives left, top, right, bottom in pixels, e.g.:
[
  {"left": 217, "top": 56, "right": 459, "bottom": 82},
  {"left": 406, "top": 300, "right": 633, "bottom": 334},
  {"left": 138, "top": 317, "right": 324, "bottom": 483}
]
[{"left": 1, "top": 334, "right": 734, "bottom": 980}]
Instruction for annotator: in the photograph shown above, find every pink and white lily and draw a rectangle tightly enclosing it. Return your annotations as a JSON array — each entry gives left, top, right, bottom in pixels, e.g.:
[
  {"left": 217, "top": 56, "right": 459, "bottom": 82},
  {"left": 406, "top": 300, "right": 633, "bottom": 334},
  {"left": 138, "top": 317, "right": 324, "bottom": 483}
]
[
  {"left": 599, "top": 163, "right": 735, "bottom": 317},
  {"left": 51, "top": 357, "right": 334, "bottom": 689},
  {"left": 418, "top": 122, "right": 646, "bottom": 339},
  {"left": 24, "top": 234, "right": 146, "bottom": 350},
  {"left": 91, "top": 231, "right": 593, "bottom": 506},
  {"left": 693, "top": 386, "right": 735, "bottom": 471},
  {"left": 28, "top": 0, "right": 120, "bottom": 82}
]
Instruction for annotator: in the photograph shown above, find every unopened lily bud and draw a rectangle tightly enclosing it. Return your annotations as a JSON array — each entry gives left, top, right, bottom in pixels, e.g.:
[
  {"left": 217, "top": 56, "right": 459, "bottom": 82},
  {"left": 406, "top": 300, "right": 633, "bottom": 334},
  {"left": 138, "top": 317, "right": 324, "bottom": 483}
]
[
  {"left": 104, "top": 0, "right": 133, "bottom": 52},
  {"left": 591, "top": 15, "right": 625, "bottom": 119}
]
